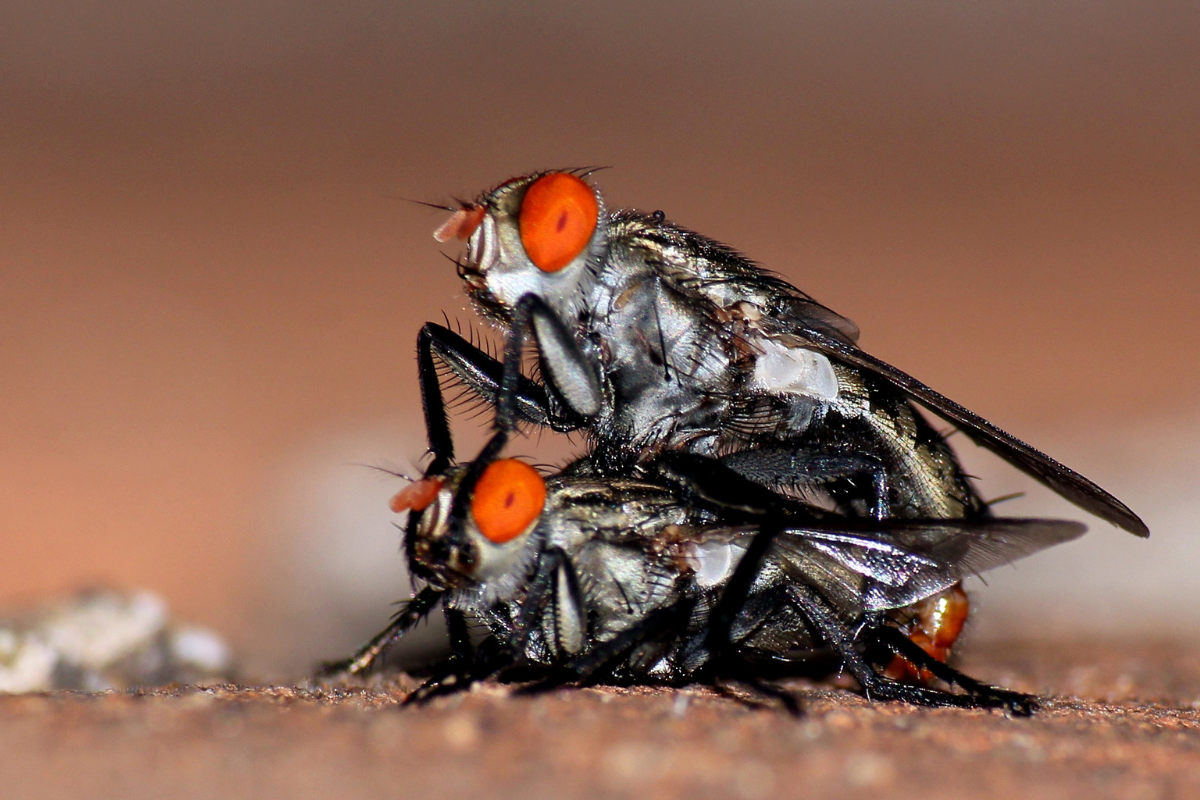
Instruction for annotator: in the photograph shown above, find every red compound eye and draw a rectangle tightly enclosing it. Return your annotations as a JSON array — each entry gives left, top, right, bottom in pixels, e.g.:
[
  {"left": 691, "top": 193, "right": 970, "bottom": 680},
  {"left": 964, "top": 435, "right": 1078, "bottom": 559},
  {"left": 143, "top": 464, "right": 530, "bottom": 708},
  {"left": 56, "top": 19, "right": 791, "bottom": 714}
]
[
  {"left": 471, "top": 459, "right": 546, "bottom": 544},
  {"left": 433, "top": 206, "right": 486, "bottom": 243},
  {"left": 389, "top": 477, "right": 444, "bottom": 513},
  {"left": 518, "top": 173, "right": 598, "bottom": 272}
]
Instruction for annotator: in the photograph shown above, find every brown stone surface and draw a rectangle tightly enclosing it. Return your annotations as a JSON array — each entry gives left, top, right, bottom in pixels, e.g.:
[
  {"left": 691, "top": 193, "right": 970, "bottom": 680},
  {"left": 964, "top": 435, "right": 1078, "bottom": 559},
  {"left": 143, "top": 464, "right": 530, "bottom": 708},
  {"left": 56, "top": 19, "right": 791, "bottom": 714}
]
[{"left": 3, "top": 639, "right": 1199, "bottom": 799}]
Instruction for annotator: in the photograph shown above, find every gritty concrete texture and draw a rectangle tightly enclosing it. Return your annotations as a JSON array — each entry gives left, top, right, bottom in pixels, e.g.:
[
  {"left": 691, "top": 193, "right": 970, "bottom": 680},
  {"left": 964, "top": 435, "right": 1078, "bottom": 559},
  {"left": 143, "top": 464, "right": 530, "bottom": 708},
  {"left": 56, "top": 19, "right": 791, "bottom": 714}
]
[{"left": 2, "top": 639, "right": 1198, "bottom": 800}]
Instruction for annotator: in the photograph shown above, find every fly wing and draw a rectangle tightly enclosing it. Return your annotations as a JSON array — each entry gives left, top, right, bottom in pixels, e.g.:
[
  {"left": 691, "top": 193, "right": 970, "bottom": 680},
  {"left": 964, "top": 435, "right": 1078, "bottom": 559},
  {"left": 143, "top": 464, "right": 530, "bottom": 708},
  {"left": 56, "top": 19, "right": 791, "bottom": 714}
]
[
  {"left": 773, "top": 294, "right": 861, "bottom": 346},
  {"left": 774, "top": 517, "right": 1087, "bottom": 612},
  {"left": 782, "top": 325, "right": 1147, "bottom": 537}
]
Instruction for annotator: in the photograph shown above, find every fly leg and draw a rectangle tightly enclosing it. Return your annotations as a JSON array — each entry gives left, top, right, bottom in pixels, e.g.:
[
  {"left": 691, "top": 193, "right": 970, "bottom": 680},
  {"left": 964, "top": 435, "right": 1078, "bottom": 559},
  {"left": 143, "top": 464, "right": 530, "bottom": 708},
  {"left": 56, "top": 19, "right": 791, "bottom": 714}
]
[
  {"left": 649, "top": 452, "right": 804, "bottom": 670},
  {"left": 450, "top": 294, "right": 602, "bottom": 508},
  {"left": 515, "top": 599, "right": 697, "bottom": 694},
  {"left": 712, "top": 678, "right": 804, "bottom": 717},
  {"left": 864, "top": 624, "right": 1036, "bottom": 715},
  {"left": 785, "top": 585, "right": 1029, "bottom": 711},
  {"left": 417, "top": 322, "right": 584, "bottom": 474},
  {"left": 400, "top": 608, "right": 489, "bottom": 704},
  {"left": 703, "top": 513, "right": 786, "bottom": 670},
  {"left": 721, "top": 446, "right": 891, "bottom": 520},
  {"left": 475, "top": 293, "right": 600, "bottom": 460},
  {"left": 315, "top": 585, "right": 445, "bottom": 678},
  {"left": 411, "top": 548, "right": 571, "bottom": 703}
]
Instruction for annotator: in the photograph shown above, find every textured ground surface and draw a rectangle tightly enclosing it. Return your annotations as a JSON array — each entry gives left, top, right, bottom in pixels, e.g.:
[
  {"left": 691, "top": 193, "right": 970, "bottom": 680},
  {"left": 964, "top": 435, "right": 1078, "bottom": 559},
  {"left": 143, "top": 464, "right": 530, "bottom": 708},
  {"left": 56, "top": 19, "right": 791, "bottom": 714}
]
[{"left": 2, "top": 639, "right": 1199, "bottom": 800}]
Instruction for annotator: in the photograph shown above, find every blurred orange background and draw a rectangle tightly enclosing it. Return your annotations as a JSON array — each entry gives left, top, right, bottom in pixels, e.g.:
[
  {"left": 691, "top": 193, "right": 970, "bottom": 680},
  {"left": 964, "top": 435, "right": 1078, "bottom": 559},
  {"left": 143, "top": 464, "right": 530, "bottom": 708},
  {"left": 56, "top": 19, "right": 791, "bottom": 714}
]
[{"left": 2, "top": 1, "right": 1197, "bottom": 674}]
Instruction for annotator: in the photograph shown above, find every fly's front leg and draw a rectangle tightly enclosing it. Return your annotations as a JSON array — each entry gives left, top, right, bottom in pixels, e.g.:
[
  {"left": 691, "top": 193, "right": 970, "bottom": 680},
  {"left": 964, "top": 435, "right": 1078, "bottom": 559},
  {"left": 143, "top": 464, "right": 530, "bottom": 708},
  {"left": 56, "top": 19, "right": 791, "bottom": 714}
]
[
  {"left": 454, "top": 295, "right": 601, "bottom": 503},
  {"left": 417, "top": 546, "right": 571, "bottom": 695},
  {"left": 418, "top": 322, "right": 583, "bottom": 475},
  {"left": 316, "top": 585, "right": 445, "bottom": 678},
  {"left": 420, "top": 323, "right": 584, "bottom": 434},
  {"left": 400, "top": 608, "right": 519, "bottom": 705},
  {"left": 507, "top": 546, "right": 576, "bottom": 661},
  {"left": 721, "top": 447, "right": 892, "bottom": 520},
  {"left": 400, "top": 608, "right": 479, "bottom": 704},
  {"left": 417, "top": 324, "right": 456, "bottom": 475}
]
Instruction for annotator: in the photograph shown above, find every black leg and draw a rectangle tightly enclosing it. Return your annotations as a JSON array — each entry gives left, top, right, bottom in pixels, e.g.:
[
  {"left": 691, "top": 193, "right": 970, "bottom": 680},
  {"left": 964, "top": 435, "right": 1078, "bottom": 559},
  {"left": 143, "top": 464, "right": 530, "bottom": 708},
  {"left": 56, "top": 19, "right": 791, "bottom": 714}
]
[
  {"left": 866, "top": 624, "right": 1036, "bottom": 715},
  {"left": 704, "top": 515, "right": 786, "bottom": 667},
  {"left": 419, "top": 322, "right": 582, "bottom": 435},
  {"left": 721, "top": 447, "right": 892, "bottom": 520},
  {"left": 713, "top": 676, "right": 803, "bottom": 717},
  {"left": 403, "top": 546, "right": 569, "bottom": 704},
  {"left": 442, "top": 304, "right": 536, "bottom": 514},
  {"left": 417, "top": 325, "right": 457, "bottom": 475},
  {"left": 445, "top": 607, "right": 472, "bottom": 660},
  {"left": 649, "top": 452, "right": 811, "bottom": 672},
  {"left": 316, "top": 586, "right": 444, "bottom": 678},
  {"left": 411, "top": 546, "right": 569, "bottom": 705},
  {"left": 652, "top": 451, "right": 804, "bottom": 517},
  {"left": 461, "top": 293, "right": 599, "bottom": 474},
  {"left": 515, "top": 599, "right": 696, "bottom": 694},
  {"left": 785, "top": 585, "right": 1029, "bottom": 711},
  {"left": 403, "top": 634, "right": 514, "bottom": 705},
  {"left": 507, "top": 547, "right": 567, "bottom": 657}
]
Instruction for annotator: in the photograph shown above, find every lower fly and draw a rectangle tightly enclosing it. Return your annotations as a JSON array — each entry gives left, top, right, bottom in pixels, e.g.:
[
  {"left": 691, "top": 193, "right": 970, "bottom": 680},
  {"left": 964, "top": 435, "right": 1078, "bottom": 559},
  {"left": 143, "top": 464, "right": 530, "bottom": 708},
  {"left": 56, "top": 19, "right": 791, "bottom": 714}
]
[{"left": 322, "top": 443, "right": 1083, "bottom": 714}]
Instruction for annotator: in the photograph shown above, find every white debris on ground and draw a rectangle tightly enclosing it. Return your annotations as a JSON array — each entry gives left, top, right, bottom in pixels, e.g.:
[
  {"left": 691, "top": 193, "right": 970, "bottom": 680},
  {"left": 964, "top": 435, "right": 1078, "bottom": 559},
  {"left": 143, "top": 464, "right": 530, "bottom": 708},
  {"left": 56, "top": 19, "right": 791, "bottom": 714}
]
[{"left": 0, "top": 589, "right": 233, "bottom": 693}]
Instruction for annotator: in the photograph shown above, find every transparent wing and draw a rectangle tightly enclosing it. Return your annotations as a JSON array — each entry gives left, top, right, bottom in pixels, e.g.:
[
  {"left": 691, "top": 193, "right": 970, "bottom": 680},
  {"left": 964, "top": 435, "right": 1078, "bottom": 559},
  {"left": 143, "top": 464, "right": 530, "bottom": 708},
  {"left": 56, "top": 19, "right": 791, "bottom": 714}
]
[{"left": 774, "top": 517, "right": 1087, "bottom": 612}]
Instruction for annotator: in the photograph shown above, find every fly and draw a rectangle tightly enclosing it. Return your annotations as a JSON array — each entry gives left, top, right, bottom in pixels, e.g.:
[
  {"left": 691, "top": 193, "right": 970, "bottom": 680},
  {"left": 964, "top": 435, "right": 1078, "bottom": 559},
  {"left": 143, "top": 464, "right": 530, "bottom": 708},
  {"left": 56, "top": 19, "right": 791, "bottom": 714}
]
[
  {"left": 323, "top": 419, "right": 1085, "bottom": 714},
  {"left": 421, "top": 170, "right": 1146, "bottom": 536}
]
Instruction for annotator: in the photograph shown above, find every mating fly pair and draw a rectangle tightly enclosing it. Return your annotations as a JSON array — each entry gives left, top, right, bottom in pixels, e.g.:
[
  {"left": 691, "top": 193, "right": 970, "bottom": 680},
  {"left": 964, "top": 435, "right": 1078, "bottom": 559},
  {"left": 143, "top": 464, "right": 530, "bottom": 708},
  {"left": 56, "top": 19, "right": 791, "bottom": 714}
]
[{"left": 326, "top": 170, "right": 1145, "bottom": 711}]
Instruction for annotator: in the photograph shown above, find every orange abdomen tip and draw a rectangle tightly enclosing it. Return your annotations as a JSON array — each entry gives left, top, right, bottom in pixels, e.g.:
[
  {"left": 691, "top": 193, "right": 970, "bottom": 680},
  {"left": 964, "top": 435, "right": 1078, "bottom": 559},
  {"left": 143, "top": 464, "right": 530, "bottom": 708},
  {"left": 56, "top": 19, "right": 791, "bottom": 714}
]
[{"left": 884, "top": 583, "right": 970, "bottom": 683}]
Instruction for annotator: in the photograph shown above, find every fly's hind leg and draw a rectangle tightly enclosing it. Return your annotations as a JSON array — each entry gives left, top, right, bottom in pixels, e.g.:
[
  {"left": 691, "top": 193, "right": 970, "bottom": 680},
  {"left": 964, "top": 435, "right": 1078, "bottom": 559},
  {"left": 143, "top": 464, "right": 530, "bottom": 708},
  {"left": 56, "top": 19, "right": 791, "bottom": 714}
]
[
  {"left": 864, "top": 623, "right": 1036, "bottom": 715},
  {"left": 785, "top": 585, "right": 1033, "bottom": 713},
  {"left": 649, "top": 452, "right": 801, "bottom": 671},
  {"left": 721, "top": 446, "right": 892, "bottom": 520}
]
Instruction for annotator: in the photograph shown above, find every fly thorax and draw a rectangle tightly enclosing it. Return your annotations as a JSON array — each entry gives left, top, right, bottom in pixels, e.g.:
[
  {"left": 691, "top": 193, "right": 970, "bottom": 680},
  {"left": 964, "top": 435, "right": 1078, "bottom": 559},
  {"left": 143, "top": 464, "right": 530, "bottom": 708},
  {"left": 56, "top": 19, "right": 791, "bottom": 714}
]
[{"left": 590, "top": 260, "right": 736, "bottom": 451}]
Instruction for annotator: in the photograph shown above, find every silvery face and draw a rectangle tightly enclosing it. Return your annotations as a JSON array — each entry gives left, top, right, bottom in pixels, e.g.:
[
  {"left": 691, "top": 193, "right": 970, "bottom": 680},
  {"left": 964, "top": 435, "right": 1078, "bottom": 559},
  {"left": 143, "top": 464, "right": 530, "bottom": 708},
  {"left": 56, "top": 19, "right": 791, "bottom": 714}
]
[{"left": 453, "top": 174, "right": 607, "bottom": 321}]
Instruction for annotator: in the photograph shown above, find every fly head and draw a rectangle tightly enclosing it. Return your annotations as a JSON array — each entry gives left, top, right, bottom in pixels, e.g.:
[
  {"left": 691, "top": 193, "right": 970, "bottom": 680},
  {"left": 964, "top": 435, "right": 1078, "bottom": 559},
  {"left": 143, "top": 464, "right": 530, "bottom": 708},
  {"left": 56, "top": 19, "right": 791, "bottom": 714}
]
[
  {"left": 395, "top": 459, "right": 548, "bottom": 599},
  {"left": 436, "top": 171, "right": 608, "bottom": 323}
]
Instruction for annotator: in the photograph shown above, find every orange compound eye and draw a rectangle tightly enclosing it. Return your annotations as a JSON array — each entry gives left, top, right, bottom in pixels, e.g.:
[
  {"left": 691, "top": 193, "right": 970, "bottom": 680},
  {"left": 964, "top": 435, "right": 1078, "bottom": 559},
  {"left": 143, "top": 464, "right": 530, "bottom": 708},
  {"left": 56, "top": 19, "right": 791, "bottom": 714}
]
[
  {"left": 433, "top": 206, "right": 486, "bottom": 243},
  {"left": 390, "top": 477, "right": 444, "bottom": 513},
  {"left": 471, "top": 459, "right": 546, "bottom": 544},
  {"left": 518, "top": 173, "right": 599, "bottom": 272}
]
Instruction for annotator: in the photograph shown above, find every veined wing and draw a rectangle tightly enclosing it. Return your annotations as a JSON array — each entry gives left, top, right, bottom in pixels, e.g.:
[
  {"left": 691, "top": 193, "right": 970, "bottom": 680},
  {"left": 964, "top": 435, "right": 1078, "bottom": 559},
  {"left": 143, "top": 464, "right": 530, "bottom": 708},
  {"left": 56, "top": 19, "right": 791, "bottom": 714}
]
[
  {"left": 774, "top": 516, "right": 1087, "bottom": 611},
  {"left": 787, "top": 325, "right": 1147, "bottom": 537}
]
